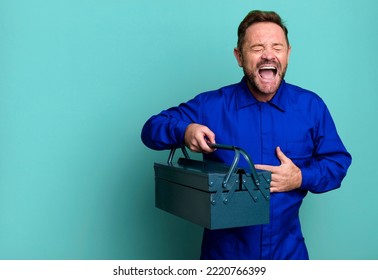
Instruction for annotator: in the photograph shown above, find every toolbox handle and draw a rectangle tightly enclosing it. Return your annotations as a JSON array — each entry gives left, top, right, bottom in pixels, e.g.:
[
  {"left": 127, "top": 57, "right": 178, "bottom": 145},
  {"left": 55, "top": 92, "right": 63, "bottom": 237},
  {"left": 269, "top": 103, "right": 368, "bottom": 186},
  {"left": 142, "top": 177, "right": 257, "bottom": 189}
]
[
  {"left": 207, "top": 143, "right": 261, "bottom": 187},
  {"left": 167, "top": 145, "right": 190, "bottom": 165},
  {"left": 167, "top": 143, "right": 261, "bottom": 187}
]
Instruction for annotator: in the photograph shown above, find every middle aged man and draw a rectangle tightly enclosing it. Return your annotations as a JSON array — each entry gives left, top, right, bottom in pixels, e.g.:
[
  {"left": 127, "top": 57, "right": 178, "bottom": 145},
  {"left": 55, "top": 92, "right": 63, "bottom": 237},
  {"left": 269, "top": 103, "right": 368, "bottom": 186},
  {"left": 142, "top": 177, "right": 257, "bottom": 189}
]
[{"left": 141, "top": 10, "right": 352, "bottom": 259}]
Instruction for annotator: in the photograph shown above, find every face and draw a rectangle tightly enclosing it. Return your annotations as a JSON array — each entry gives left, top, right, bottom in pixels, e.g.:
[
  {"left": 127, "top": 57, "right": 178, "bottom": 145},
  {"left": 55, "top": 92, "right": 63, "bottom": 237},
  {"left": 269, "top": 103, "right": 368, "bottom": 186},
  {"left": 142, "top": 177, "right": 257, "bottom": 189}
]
[{"left": 234, "top": 22, "right": 291, "bottom": 101}]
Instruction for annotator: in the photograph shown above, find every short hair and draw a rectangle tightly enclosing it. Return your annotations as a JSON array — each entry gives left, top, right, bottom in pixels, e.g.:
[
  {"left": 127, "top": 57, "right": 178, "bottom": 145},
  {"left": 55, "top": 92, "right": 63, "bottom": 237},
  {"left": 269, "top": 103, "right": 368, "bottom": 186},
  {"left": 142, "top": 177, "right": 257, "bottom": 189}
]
[{"left": 237, "top": 10, "right": 289, "bottom": 50}]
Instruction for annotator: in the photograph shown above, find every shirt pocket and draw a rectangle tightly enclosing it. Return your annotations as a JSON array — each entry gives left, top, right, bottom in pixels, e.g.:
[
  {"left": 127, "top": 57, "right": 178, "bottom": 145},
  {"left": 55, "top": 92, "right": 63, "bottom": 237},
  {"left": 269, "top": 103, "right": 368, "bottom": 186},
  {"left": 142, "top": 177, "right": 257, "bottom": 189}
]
[{"left": 285, "top": 141, "right": 313, "bottom": 166}]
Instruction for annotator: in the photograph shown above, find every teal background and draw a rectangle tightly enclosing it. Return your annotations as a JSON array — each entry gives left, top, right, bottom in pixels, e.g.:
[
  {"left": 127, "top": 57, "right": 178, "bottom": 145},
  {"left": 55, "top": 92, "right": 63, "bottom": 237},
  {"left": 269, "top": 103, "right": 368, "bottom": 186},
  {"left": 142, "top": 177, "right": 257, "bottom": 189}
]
[{"left": 0, "top": 0, "right": 377, "bottom": 260}]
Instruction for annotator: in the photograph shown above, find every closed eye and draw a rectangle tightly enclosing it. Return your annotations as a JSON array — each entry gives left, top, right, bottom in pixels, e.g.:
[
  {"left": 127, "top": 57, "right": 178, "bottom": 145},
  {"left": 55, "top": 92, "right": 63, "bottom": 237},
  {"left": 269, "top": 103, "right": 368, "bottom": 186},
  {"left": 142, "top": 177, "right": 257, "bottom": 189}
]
[{"left": 251, "top": 46, "right": 264, "bottom": 53}]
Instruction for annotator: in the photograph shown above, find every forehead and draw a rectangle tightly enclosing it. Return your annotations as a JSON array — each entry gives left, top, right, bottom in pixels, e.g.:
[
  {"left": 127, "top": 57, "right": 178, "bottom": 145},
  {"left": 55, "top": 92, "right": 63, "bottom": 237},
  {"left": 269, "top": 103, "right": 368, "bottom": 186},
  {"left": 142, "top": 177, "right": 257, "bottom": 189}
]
[{"left": 244, "top": 22, "right": 287, "bottom": 46}]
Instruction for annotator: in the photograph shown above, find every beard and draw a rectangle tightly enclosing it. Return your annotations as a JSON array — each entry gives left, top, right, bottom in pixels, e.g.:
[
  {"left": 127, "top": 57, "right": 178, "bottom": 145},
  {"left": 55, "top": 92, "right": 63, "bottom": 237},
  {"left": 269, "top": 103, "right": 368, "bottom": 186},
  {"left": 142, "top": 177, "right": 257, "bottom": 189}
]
[{"left": 244, "top": 59, "right": 288, "bottom": 99}]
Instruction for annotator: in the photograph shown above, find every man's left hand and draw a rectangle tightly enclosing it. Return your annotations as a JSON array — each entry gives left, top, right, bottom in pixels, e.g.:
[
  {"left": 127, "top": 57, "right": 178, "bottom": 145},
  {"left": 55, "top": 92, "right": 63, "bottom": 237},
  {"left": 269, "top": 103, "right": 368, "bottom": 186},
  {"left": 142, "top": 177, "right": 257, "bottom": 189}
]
[{"left": 254, "top": 146, "right": 302, "bottom": 193}]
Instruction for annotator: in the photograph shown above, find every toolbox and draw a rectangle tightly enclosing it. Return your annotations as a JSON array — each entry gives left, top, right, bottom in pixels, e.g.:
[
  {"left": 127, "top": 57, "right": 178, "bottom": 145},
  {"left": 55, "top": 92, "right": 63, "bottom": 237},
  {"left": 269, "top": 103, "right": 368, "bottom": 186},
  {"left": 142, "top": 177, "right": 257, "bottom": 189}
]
[{"left": 154, "top": 144, "right": 271, "bottom": 230}]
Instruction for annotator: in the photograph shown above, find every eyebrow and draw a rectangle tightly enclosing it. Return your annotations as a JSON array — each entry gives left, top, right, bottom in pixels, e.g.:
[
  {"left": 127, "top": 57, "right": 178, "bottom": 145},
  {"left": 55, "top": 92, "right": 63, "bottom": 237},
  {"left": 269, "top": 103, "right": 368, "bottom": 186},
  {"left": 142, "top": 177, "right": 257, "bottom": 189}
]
[
  {"left": 249, "top": 42, "right": 286, "bottom": 49},
  {"left": 251, "top": 42, "right": 285, "bottom": 46}
]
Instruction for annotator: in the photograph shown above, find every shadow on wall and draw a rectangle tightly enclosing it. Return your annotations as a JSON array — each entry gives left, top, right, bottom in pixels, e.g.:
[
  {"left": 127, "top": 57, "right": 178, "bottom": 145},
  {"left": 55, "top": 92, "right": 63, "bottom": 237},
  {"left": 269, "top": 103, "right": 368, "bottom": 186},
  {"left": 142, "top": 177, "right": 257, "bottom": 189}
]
[{"left": 117, "top": 144, "right": 204, "bottom": 260}]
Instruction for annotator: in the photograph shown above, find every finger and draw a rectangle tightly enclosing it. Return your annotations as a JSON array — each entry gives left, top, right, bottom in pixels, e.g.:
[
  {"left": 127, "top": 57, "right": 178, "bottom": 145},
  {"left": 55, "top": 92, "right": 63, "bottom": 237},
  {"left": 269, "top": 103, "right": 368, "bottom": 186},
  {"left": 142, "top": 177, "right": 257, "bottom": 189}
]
[
  {"left": 270, "top": 186, "right": 279, "bottom": 193},
  {"left": 199, "top": 139, "right": 215, "bottom": 153},
  {"left": 187, "top": 141, "right": 201, "bottom": 152},
  {"left": 184, "top": 123, "right": 215, "bottom": 153},
  {"left": 276, "top": 146, "right": 290, "bottom": 164},
  {"left": 269, "top": 178, "right": 285, "bottom": 193},
  {"left": 255, "top": 164, "right": 277, "bottom": 173},
  {"left": 204, "top": 128, "right": 216, "bottom": 145},
  {"left": 199, "top": 127, "right": 216, "bottom": 153}
]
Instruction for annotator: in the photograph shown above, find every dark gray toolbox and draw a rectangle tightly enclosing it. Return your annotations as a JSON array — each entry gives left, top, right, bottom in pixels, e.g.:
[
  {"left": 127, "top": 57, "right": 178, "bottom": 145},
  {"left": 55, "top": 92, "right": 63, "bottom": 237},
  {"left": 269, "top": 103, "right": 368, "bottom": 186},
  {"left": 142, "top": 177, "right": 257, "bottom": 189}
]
[{"left": 154, "top": 144, "right": 271, "bottom": 230}]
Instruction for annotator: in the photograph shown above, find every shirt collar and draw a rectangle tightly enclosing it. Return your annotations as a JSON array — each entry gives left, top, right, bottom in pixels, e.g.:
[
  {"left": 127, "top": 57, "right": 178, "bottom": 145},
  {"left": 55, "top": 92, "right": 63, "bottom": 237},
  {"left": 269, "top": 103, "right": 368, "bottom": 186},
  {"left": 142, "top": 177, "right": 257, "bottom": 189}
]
[{"left": 236, "top": 77, "right": 287, "bottom": 112}]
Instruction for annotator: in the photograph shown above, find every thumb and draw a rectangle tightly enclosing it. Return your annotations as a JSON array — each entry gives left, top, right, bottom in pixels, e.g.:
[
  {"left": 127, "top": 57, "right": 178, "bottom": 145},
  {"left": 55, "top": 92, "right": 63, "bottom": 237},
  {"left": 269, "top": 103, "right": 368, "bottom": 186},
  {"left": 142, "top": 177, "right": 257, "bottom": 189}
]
[{"left": 276, "top": 146, "right": 290, "bottom": 164}]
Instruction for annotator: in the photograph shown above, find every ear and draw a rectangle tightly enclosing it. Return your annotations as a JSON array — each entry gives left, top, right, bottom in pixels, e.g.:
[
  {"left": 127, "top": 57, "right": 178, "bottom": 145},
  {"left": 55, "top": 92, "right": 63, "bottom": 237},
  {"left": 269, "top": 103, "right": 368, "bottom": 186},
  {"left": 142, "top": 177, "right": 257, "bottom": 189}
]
[
  {"left": 233, "top": 48, "right": 243, "bottom": 67},
  {"left": 287, "top": 45, "right": 292, "bottom": 63}
]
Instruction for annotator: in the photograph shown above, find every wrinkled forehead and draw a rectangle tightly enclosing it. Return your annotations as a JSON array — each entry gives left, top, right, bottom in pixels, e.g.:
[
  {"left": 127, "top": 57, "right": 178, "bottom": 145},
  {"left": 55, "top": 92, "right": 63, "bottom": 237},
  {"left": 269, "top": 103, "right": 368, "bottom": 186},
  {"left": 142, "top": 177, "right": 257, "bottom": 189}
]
[{"left": 245, "top": 22, "right": 288, "bottom": 47}]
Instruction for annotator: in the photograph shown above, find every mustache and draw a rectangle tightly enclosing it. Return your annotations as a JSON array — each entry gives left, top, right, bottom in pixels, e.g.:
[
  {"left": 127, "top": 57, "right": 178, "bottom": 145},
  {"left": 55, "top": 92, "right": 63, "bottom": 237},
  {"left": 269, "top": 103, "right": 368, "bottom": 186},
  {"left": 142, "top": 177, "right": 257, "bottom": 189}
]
[{"left": 257, "top": 59, "right": 280, "bottom": 68}]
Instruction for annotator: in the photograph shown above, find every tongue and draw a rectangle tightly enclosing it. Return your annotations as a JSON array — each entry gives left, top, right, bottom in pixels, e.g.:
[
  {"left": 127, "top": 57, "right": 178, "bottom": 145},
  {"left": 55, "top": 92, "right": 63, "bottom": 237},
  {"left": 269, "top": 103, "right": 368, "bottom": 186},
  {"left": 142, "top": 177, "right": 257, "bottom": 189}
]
[{"left": 259, "top": 69, "right": 275, "bottom": 79}]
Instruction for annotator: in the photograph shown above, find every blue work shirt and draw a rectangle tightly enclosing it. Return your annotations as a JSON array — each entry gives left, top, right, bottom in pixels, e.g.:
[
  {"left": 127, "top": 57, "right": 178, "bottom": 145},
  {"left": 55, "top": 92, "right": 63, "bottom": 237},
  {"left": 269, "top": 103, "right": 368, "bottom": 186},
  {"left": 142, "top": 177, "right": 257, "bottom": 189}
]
[{"left": 141, "top": 77, "right": 352, "bottom": 259}]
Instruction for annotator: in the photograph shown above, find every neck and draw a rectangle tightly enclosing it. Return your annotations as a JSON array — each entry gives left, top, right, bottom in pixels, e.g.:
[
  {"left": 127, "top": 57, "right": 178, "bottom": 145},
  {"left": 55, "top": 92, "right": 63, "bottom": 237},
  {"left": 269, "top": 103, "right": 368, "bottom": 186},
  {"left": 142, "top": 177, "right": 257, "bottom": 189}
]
[{"left": 246, "top": 80, "right": 275, "bottom": 102}]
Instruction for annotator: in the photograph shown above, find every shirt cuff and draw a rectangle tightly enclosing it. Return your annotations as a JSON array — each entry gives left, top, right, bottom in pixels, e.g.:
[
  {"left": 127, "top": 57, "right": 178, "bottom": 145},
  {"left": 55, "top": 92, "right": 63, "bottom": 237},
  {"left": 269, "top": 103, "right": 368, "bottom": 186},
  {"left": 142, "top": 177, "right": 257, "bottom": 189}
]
[
  {"left": 299, "top": 167, "right": 314, "bottom": 191},
  {"left": 174, "top": 120, "right": 191, "bottom": 145}
]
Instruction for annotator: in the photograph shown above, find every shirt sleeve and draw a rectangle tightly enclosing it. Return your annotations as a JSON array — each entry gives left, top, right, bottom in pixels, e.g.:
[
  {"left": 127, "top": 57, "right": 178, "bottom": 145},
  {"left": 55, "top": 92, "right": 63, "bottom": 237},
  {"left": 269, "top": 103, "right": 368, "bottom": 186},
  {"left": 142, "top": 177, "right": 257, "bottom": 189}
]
[
  {"left": 299, "top": 102, "right": 352, "bottom": 193},
  {"left": 141, "top": 96, "right": 202, "bottom": 150}
]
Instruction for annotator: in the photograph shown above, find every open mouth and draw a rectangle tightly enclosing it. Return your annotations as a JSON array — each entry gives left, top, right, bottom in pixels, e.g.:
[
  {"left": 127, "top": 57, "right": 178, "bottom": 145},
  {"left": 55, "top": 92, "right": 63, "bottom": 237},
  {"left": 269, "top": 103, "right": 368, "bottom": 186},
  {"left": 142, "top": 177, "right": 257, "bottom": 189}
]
[{"left": 258, "top": 66, "right": 278, "bottom": 81}]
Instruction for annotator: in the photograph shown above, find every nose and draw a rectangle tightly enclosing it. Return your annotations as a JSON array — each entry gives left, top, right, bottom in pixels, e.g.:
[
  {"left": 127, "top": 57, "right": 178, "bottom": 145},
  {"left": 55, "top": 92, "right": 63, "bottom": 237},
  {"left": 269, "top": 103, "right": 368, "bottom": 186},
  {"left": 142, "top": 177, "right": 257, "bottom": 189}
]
[{"left": 261, "top": 47, "right": 275, "bottom": 60}]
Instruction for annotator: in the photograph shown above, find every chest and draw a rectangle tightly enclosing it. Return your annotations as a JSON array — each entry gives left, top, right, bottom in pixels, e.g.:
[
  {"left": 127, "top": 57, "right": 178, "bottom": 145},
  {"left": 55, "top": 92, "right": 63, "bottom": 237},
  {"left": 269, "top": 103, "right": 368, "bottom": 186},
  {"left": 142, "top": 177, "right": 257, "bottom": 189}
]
[{"left": 203, "top": 103, "right": 316, "bottom": 166}]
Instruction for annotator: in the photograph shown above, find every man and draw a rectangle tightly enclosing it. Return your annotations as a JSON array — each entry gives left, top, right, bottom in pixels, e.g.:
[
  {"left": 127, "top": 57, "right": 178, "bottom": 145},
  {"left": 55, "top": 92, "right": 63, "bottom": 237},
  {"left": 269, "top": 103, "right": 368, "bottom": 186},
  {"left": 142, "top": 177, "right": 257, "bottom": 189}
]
[{"left": 141, "top": 10, "right": 351, "bottom": 259}]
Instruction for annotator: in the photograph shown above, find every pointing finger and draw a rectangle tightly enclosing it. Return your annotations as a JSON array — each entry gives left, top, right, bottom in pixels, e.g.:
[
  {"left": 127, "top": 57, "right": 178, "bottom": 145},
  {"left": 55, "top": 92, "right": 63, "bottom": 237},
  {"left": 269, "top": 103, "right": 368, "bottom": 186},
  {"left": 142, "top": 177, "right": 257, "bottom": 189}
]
[{"left": 255, "top": 164, "right": 277, "bottom": 173}]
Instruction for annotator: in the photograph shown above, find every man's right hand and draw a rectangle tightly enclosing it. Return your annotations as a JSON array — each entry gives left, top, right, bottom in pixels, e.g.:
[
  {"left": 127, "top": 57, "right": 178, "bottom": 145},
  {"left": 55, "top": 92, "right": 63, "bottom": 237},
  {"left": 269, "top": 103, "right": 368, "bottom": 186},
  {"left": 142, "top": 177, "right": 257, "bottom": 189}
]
[{"left": 184, "top": 123, "right": 216, "bottom": 153}]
